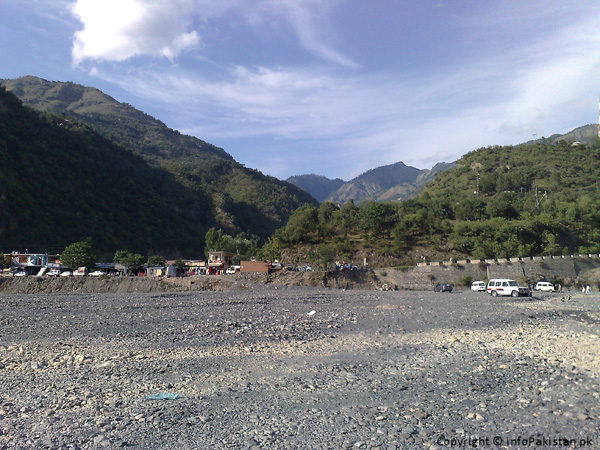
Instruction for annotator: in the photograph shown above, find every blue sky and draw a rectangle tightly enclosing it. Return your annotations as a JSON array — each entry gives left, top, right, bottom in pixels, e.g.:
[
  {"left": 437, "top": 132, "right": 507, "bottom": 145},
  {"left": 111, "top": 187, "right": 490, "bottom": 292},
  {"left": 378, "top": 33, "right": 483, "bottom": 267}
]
[{"left": 2, "top": 1, "right": 600, "bottom": 180}]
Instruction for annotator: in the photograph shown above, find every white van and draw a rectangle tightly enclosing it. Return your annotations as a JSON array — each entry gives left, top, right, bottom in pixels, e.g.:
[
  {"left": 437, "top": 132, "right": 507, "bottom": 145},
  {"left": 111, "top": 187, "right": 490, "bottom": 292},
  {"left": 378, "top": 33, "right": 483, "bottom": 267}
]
[
  {"left": 471, "top": 281, "right": 486, "bottom": 292},
  {"left": 487, "top": 279, "right": 530, "bottom": 297},
  {"left": 74, "top": 267, "right": 88, "bottom": 276},
  {"left": 534, "top": 281, "right": 555, "bottom": 292}
]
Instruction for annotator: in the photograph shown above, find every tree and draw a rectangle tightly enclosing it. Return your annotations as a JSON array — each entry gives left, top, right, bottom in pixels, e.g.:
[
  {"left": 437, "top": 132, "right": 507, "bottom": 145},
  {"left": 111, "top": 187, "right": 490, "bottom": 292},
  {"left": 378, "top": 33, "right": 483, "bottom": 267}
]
[
  {"left": 61, "top": 239, "right": 97, "bottom": 269},
  {"left": 400, "top": 213, "right": 425, "bottom": 236},
  {"left": 173, "top": 258, "right": 186, "bottom": 276},
  {"left": 316, "top": 244, "right": 336, "bottom": 268},
  {"left": 280, "top": 204, "right": 318, "bottom": 243},
  {"left": 204, "top": 228, "right": 226, "bottom": 253},
  {"left": 318, "top": 202, "right": 339, "bottom": 224},
  {"left": 486, "top": 192, "right": 520, "bottom": 219},
  {"left": 357, "top": 201, "right": 398, "bottom": 237},
  {"left": 147, "top": 255, "right": 166, "bottom": 267},
  {"left": 335, "top": 200, "right": 358, "bottom": 236},
  {"left": 114, "top": 250, "right": 145, "bottom": 273},
  {"left": 261, "top": 237, "right": 282, "bottom": 261}
]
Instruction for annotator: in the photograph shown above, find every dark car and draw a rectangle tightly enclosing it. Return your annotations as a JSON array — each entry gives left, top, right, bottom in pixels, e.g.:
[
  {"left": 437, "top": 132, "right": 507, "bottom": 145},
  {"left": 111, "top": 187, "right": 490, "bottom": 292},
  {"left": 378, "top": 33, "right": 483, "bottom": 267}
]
[{"left": 434, "top": 283, "right": 453, "bottom": 292}]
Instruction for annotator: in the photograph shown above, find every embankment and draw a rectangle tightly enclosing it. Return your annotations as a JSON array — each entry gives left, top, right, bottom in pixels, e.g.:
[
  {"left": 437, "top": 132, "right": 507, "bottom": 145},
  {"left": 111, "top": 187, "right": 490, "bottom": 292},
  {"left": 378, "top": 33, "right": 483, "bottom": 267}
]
[{"left": 3, "top": 255, "right": 600, "bottom": 294}]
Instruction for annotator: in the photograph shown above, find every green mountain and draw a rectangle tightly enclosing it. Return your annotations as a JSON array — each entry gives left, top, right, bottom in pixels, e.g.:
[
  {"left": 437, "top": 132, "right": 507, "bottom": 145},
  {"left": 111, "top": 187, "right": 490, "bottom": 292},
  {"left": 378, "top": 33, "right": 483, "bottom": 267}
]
[
  {"left": 274, "top": 134, "right": 600, "bottom": 267},
  {"left": 286, "top": 174, "right": 345, "bottom": 202},
  {"left": 2, "top": 76, "right": 232, "bottom": 164},
  {"left": 288, "top": 125, "right": 599, "bottom": 207},
  {"left": 526, "top": 124, "right": 598, "bottom": 146},
  {"left": 2, "top": 76, "right": 317, "bottom": 242},
  {"left": 0, "top": 86, "right": 205, "bottom": 257}
]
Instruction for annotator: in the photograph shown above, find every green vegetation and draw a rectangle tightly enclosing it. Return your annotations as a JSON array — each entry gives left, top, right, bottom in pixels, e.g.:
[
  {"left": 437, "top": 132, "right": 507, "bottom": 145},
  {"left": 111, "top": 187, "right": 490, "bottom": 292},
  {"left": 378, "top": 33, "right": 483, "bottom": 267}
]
[
  {"left": 147, "top": 255, "right": 166, "bottom": 267},
  {"left": 2, "top": 76, "right": 317, "bottom": 243},
  {"left": 460, "top": 275, "right": 473, "bottom": 286},
  {"left": 274, "top": 138, "right": 600, "bottom": 266},
  {"left": 0, "top": 86, "right": 204, "bottom": 257},
  {"left": 60, "top": 239, "right": 97, "bottom": 269},
  {"left": 4, "top": 77, "right": 600, "bottom": 267},
  {"left": 204, "top": 228, "right": 261, "bottom": 262},
  {"left": 114, "top": 250, "right": 146, "bottom": 272}
]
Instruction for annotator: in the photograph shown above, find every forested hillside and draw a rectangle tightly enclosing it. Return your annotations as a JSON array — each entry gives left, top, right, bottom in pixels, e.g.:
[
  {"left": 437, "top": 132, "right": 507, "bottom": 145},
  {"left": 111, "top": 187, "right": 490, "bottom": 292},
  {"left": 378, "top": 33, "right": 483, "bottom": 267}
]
[
  {"left": 0, "top": 86, "right": 205, "bottom": 257},
  {"left": 272, "top": 137, "right": 600, "bottom": 267},
  {"left": 2, "top": 76, "right": 317, "bottom": 240}
]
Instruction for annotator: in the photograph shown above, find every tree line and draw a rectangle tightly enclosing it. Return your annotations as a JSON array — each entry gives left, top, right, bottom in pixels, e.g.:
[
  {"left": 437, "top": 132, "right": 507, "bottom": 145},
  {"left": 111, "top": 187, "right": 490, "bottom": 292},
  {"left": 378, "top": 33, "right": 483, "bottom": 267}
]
[{"left": 15, "top": 138, "right": 600, "bottom": 271}]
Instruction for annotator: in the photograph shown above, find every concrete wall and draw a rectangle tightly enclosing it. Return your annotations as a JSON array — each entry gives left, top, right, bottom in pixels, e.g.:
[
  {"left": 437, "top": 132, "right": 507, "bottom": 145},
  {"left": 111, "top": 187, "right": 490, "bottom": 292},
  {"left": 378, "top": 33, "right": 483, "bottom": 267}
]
[
  {"left": 382, "top": 254, "right": 600, "bottom": 290},
  {"left": 240, "top": 260, "right": 269, "bottom": 273}
]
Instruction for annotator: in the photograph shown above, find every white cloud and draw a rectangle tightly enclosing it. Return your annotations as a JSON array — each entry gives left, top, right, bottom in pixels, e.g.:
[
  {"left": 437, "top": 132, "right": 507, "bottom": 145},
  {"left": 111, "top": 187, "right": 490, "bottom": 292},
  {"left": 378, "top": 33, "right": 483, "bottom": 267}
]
[
  {"left": 70, "top": 0, "right": 354, "bottom": 68},
  {"left": 74, "top": 1, "right": 600, "bottom": 178},
  {"left": 70, "top": 0, "right": 199, "bottom": 65}
]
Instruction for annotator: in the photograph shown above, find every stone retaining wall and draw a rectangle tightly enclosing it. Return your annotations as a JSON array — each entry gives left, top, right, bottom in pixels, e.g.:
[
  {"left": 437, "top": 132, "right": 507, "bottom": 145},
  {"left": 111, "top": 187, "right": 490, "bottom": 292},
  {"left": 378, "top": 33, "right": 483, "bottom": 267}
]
[{"left": 381, "top": 255, "right": 600, "bottom": 291}]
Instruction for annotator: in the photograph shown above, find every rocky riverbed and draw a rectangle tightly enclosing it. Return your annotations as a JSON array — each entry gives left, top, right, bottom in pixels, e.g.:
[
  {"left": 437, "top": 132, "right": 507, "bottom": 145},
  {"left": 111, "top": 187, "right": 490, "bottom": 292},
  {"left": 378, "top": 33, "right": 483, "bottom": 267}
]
[{"left": 0, "top": 287, "right": 599, "bottom": 449}]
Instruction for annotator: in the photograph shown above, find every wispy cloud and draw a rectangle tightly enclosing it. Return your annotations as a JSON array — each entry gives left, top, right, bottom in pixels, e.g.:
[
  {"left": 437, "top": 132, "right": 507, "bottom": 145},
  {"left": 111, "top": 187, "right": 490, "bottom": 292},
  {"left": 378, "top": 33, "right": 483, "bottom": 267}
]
[
  {"left": 67, "top": 0, "right": 600, "bottom": 178},
  {"left": 257, "top": 0, "right": 358, "bottom": 67},
  {"left": 69, "top": 0, "right": 354, "bottom": 67}
]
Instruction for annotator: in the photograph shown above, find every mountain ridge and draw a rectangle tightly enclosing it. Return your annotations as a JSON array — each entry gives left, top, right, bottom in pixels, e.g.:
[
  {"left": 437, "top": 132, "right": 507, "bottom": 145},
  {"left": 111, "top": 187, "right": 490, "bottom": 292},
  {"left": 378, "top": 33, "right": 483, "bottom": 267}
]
[
  {"left": 288, "top": 161, "right": 455, "bottom": 205},
  {"left": 288, "top": 124, "right": 599, "bottom": 205},
  {"left": 0, "top": 85, "right": 206, "bottom": 257},
  {"left": 2, "top": 76, "right": 318, "bottom": 241}
]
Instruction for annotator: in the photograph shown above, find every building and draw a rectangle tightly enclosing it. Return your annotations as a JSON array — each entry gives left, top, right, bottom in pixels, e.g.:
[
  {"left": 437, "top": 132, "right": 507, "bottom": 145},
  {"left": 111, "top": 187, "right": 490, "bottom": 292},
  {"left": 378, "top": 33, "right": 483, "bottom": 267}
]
[
  {"left": 185, "top": 259, "right": 207, "bottom": 275},
  {"left": 5, "top": 252, "right": 52, "bottom": 275},
  {"left": 207, "top": 251, "right": 235, "bottom": 275},
  {"left": 240, "top": 260, "right": 269, "bottom": 273}
]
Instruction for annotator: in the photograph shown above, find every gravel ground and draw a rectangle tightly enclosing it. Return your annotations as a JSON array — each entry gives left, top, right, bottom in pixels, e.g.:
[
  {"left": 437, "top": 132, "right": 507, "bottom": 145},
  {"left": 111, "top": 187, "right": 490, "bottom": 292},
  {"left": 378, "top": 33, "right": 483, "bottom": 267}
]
[{"left": 0, "top": 286, "right": 599, "bottom": 449}]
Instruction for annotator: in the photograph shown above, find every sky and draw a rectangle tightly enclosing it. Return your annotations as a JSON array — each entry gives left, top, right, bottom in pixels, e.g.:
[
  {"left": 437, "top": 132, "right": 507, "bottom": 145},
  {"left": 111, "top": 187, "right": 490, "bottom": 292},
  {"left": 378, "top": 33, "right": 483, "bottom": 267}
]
[{"left": 2, "top": 1, "right": 600, "bottom": 181}]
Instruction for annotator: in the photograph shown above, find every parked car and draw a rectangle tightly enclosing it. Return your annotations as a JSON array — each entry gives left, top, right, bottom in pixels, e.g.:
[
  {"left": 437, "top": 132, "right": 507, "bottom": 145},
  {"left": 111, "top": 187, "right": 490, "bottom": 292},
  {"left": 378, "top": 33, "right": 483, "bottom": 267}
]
[
  {"left": 225, "top": 267, "right": 236, "bottom": 274},
  {"left": 60, "top": 271, "right": 72, "bottom": 277},
  {"left": 74, "top": 267, "right": 88, "bottom": 276},
  {"left": 471, "top": 281, "right": 486, "bottom": 292},
  {"left": 89, "top": 270, "right": 105, "bottom": 277},
  {"left": 534, "top": 281, "right": 555, "bottom": 292},
  {"left": 14, "top": 271, "right": 28, "bottom": 277},
  {"left": 47, "top": 269, "right": 61, "bottom": 277},
  {"left": 434, "top": 283, "right": 453, "bottom": 292},
  {"left": 487, "top": 279, "right": 530, "bottom": 297},
  {"left": 342, "top": 263, "right": 358, "bottom": 270}
]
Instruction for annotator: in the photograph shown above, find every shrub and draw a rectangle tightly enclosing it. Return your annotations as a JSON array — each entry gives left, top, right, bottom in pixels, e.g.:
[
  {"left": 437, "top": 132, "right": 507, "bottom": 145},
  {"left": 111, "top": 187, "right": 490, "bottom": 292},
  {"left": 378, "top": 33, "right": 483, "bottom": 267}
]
[{"left": 460, "top": 275, "right": 473, "bottom": 286}]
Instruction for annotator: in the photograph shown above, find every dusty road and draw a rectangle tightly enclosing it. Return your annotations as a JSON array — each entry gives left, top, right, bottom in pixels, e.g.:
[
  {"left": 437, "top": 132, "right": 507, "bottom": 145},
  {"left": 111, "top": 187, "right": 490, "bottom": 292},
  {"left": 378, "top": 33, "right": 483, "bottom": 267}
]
[{"left": 0, "top": 286, "right": 599, "bottom": 449}]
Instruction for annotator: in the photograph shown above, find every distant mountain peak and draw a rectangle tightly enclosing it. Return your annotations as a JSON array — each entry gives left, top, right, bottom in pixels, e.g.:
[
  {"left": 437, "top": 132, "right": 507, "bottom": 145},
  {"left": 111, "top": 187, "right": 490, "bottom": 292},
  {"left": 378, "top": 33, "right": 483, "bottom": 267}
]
[
  {"left": 288, "top": 161, "right": 455, "bottom": 205},
  {"left": 286, "top": 174, "right": 345, "bottom": 202}
]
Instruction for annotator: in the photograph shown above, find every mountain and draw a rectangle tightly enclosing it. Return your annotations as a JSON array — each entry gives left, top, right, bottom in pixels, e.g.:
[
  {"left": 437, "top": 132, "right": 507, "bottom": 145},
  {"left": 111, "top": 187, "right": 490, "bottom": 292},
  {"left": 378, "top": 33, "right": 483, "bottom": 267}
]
[
  {"left": 276, "top": 135, "right": 600, "bottom": 267},
  {"left": 2, "top": 76, "right": 317, "bottom": 241},
  {"left": 285, "top": 174, "right": 345, "bottom": 202},
  {"left": 528, "top": 124, "right": 599, "bottom": 146},
  {"left": 288, "top": 161, "right": 455, "bottom": 205},
  {"left": 2, "top": 76, "right": 232, "bottom": 165},
  {"left": 326, "top": 161, "right": 422, "bottom": 204},
  {"left": 0, "top": 86, "right": 205, "bottom": 257},
  {"left": 288, "top": 125, "right": 600, "bottom": 206}
]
